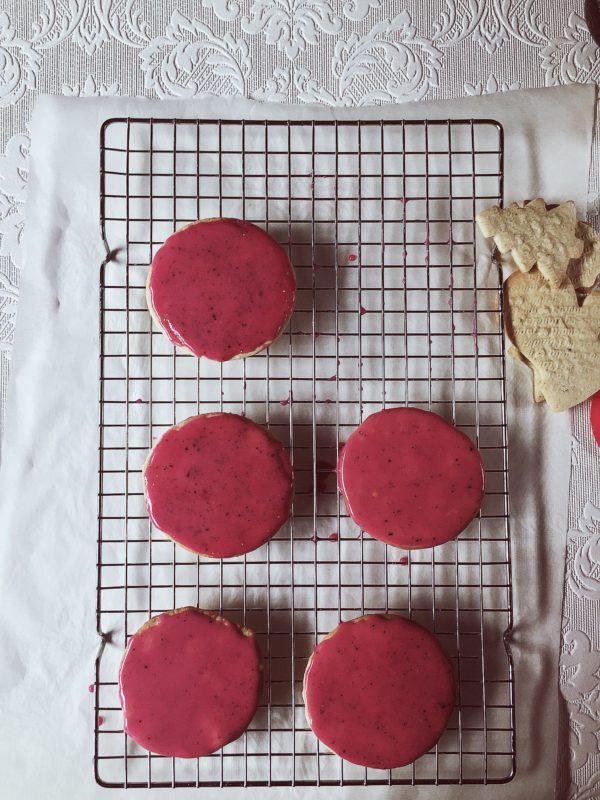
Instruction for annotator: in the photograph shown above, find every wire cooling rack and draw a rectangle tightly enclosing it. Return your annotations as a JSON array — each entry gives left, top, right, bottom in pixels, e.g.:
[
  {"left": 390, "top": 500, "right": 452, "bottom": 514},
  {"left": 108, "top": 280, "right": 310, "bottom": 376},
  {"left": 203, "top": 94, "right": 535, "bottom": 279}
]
[{"left": 96, "top": 117, "right": 513, "bottom": 788}]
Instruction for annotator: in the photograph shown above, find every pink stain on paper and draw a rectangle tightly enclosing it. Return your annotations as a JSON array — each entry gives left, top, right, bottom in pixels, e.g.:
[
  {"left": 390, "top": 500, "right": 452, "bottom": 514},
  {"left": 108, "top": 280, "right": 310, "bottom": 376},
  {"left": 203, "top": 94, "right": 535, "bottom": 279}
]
[
  {"left": 399, "top": 556, "right": 409, "bottom": 566},
  {"left": 312, "top": 532, "right": 339, "bottom": 542},
  {"left": 316, "top": 460, "right": 334, "bottom": 494},
  {"left": 347, "top": 254, "right": 358, "bottom": 263},
  {"left": 360, "top": 305, "right": 367, "bottom": 316},
  {"left": 279, "top": 392, "right": 293, "bottom": 406},
  {"left": 88, "top": 684, "right": 95, "bottom": 694},
  {"left": 316, "top": 476, "right": 329, "bottom": 494},
  {"left": 97, "top": 716, "right": 105, "bottom": 727}
]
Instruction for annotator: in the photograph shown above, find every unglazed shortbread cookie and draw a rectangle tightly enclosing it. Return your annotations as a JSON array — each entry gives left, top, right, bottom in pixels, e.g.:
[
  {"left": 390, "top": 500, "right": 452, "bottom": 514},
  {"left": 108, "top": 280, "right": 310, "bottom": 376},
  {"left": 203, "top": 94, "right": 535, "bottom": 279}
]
[
  {"left": 568, "top": 221, "right": 600, "bottom": 291},
  {"left": 118, "top": 608, "right": 262, "bottom": 758},
  {"left": 144, "top": 413, "right": 294, "bottom": 558},
  {"left": 147, "top": 218, "right": 296, "bottom": 361},
  {"left": 337, "top": 407, "right": 485, "bottom": 549},
  {"left": 476, "top": 199, "right": 583, "bottom": 288},
  {"left": 504, "top": 269, "right": 600, "bottom": 412},
  {"left": 303, "top": 614, "right": 455, "bottom": 769}
]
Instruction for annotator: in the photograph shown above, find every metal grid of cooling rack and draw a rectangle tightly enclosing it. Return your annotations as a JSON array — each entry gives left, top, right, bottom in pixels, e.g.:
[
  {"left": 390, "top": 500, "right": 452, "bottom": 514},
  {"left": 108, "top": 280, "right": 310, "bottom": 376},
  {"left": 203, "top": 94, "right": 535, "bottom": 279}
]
[{"left": 96, "top": 117, "right": 514, "bottom": 788}]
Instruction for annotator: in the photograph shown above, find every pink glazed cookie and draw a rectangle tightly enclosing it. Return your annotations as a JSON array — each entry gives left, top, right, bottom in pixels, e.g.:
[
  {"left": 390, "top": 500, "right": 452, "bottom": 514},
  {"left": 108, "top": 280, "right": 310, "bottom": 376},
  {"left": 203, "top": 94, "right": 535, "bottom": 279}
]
[
  {"left": 147, "top": 218, "right": 296, "bottom": 361},
  {"left": 144, "top": 412, "right": 294, "bottom": 558},
  {"left": 303, "top": 614, "right": 455, "bottom": 769},
  {"left": 338, "top": 407, "right": 485, "bottom": 549},
  {"left": 119, "top": 608, "right": 262, "bottom": 757}
]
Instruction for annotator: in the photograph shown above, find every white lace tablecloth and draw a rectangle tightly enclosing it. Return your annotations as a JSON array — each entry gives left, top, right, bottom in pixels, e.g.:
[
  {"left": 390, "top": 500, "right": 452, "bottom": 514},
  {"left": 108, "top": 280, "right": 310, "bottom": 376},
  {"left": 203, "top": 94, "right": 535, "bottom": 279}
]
[{"left": 0, "top": 3, "right": 598, "bottom": 798}]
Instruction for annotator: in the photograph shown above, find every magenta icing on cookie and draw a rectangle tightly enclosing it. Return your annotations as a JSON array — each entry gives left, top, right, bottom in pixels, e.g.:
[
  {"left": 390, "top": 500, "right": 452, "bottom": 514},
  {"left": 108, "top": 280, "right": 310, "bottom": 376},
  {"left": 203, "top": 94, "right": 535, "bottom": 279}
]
[
  {"left": 144, "top": 412, "right": 294, "bottom": 558},
  {"left": 119, "top": 608, "right": 262, "bottom": 758},
  {"left": 303, "top": 614, "right": 455, "bottom": 769},
  {"left": 148, "top": 218, "right": 296, "bottom": 362},
  {"left": 337, "top": 407, "right": 484, "bottom": 549}
]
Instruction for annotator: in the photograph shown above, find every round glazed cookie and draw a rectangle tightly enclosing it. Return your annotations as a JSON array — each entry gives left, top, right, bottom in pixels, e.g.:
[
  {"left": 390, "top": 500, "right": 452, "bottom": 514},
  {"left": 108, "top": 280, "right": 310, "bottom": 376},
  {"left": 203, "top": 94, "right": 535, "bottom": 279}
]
[
  {"left": 303, "top": 614, "right": 455, "bottom": 769},
  {"left": 147, "top": 218, "right": 296, "bottom": 362},
  {"left": 337, "top": 407, "right": 485, "bottom": 549},
  {"left": 119, "top": 608, "right": 262, "bottom": 757},
  {"left": 144, "top": 412, "right": 294, "bottom": 558}
]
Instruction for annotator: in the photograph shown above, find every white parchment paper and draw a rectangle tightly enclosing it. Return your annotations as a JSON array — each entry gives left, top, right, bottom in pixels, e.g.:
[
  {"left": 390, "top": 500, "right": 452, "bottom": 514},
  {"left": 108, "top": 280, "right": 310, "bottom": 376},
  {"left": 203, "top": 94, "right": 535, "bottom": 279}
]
[{"left": 0, "top": 84, "right": 595, "bottom": 799}]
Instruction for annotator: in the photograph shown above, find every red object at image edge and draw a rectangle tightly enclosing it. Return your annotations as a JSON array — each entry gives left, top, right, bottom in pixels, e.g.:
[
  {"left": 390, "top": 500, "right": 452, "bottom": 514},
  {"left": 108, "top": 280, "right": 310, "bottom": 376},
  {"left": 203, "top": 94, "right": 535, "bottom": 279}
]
[{"left": 591, "top": 391, "right": 600, "bottom": 447}]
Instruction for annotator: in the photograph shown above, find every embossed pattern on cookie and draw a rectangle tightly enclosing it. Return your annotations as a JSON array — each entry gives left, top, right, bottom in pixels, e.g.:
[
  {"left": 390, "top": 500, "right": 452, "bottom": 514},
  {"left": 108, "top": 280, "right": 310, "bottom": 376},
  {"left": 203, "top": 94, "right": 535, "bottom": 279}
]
[{"left": 477, "top": 199, "right": 583, "bottom": 288}]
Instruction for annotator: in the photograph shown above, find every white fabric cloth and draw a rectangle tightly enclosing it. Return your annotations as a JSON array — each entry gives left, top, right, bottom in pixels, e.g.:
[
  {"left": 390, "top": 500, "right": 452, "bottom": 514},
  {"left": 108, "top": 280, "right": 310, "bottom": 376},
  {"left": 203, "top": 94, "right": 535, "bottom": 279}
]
[{"left": 0, "top": 85, "right": 594, "bottom": 799}]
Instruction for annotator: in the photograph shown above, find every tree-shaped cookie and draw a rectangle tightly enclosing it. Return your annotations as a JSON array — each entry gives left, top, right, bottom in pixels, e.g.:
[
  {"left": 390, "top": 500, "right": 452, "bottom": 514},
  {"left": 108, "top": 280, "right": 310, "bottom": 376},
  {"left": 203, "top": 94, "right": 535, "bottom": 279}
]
[
  {"left": 504, "top": 269, "right": 600, "bottom": 411},
  {"left": 477, "top": 199, "right": 583, "bottom": 288},
  {"left": 568, "top": 221, "right": 600, "bottom": 291}
]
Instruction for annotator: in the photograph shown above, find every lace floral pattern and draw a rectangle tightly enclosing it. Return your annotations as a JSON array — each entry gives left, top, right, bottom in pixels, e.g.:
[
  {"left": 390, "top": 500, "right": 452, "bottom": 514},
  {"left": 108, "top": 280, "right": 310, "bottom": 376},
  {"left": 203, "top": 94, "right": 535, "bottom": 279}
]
[{"left": 0, "top": 1, "right": 598, "bottom": 793}]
